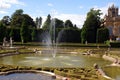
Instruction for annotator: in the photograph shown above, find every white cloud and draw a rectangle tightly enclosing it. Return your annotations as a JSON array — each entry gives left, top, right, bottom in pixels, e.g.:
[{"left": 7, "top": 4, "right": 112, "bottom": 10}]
[
  {"left": 48, "top": 3, "right": 53, "bottom": 7},
  {"left": 0, "top": 10, "right": 8, "bottom": 14},
  {"left": 0, "top": 2, "right": 11, "bottom": 9},
  {"left": 55, "top": 14, "right": 86, "bottom": 28},
  {"left": 36, "top": 13, "right": 86, "bottom": 29},
  {"left": 50, "top": 9, "right": 59, "bottom": 16},
  {"left": 93, "top": 2, "right": 115, "bottom": 18},
  {"left": 79, "top": 6, "right": 83, "bottom": 9},
  {"left": 0, "top": 0, "right": 25, "bottom": 14}
]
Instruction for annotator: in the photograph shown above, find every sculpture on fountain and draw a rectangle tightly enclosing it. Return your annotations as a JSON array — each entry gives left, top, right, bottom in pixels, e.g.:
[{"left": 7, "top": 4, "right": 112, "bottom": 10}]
[
  {"left": 2, "top": 37, "right": 13, "bottom": 47},
  {"left": 10, "top": 37, "right": 13, "bottom": 47}
]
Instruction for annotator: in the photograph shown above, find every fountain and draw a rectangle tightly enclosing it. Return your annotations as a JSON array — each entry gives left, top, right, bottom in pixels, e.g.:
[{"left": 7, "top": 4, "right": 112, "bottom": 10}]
[
  {"left": 0, "top": 16, "right": 120, "bottom": 80},
  {"left": 50, "top": 18, "right": 57, "bottom": 58},
  {"left": 41, "top": 18, "right": 57, "bottom": 58}
]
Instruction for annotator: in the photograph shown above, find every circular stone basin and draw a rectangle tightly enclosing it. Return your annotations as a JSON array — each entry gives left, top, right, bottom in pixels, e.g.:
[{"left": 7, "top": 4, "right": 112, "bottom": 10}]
[
  {"left": 0, "top": 49, "right": 120, "bottom": 80},
  {"left": 0, "top": 53, "right": 111, "bottom": 67},
  {"left": 0, "top": 73, "right": 55, "bottom": 80}
]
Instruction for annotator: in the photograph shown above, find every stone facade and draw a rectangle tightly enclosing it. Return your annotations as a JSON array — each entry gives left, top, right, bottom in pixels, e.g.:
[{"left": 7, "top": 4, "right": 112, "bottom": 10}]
[{"left": 104, "top": 4, "right": 120, "bottom": 40}]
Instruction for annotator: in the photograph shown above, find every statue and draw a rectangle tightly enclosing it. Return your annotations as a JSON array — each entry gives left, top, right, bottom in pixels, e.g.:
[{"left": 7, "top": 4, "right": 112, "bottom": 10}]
[
  {"left": 3, "top": 37, "right": 7, "bottom": 47},
  {"left": 10, "top": 37, "right": 13, "bottom": 47}
]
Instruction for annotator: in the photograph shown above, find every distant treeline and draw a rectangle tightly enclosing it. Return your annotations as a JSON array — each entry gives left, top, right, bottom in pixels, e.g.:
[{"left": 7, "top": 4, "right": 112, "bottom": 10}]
[{"left": 0, "top": 9, "right": 109, "bottom": 43}]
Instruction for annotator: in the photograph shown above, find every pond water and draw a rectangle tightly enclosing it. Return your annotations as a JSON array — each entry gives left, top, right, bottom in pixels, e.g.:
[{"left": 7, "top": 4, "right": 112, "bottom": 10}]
[
  {"left": 103, "top": 66, "right": 120, "bottom": 80},
  {"left": 0, "top": 73, "right": 55, "bottom": 80},
  {"left": 0, "top": 47, "right": 120, "bottom": 80},
  {"left": 0, "top": 53, "right": 111, "bottom": 68}
]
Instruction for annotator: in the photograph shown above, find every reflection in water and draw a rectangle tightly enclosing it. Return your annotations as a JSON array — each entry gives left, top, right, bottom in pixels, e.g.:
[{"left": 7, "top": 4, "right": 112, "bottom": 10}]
[{"left": 0, "top": 73, "right": 55, "bottom": 80}]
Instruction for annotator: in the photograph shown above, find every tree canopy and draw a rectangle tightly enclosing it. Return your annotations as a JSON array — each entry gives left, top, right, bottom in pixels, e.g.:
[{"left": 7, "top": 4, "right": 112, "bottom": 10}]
[
  {"left": 81, "top": 8, "right": 102, "bottom": 43},
  {"left": 11, "top": 9, "right": 35, "bottom": 28},
  {"left": 64, "top": 20, "right": 73, "bottom": 28},
  {"left": 42, "top": 14, "right": 51, "bottom": 30}
]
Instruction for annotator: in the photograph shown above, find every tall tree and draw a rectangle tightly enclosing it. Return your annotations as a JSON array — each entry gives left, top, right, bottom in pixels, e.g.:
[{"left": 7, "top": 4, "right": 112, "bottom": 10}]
[
  {"left": 11, "top": 9, "right": 35, "bottom": 28},
  {"left": 54, "top": 18, "right": 64, "bottom": 29},
  {"left": 42, "top": 14, "right": 51, "bottom": 30},
  {"left": 64, "top": 20, "right": 73, "bottom": 28},
  {"left": 36, "top": 17, "right": 42, "bottom": 28},
  {"left": 0, "top": 22, "right": 6, "bottom": 42},
  {"left": 81, "top": 8, "right": 102, "bottom": 43},
  {"left": 20, "top": 19, "right": 29, "bottom": 43},
  {"left": 31, "top": 28, "right": 36, "bottom": 41},
  {"left": 96, "top": 28, "right": 109, "bottom": 43},
  {"left": 1, "top": 16, "right": 11, "bottom": 27},
  {"left": 11, "top": 9, "right": 23, "bottom": 18}
]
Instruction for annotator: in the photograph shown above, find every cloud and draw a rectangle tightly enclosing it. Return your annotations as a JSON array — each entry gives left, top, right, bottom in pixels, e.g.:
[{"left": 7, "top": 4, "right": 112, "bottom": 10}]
[
  {"left": 37, "top": 13, "right": 86, "bottom": 29},
  {"left": 48, "top": 3, "right": 53, "bottom": 7},
  {"left": 93, "top": 2, "right": 115, "bottom": 18},
  {"left": 50, "top": 9, "right": 58, "bottom": 16},
  {"left": 0, "top": 0, "right": 25, "bottom": 14},
  {"left": 55, "top": 14, "right": 86, "bottom": 28},
  {"left": 0, "top": 10, "right": 8, "bottom": 14},
  {"left": 0, "top": 2, "right": 11, "bottom": 9},
  {"left": 79, "top": 6, "right": 83, "bottom": 9},
  {"left": 32, "top": 13, "right": 86, "bottom": 29}
]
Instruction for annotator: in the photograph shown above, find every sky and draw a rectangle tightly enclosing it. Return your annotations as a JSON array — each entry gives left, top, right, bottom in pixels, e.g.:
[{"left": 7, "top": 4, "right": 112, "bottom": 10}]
[{"left": 0, "top": 0, "right": 120, "bottom": 28}]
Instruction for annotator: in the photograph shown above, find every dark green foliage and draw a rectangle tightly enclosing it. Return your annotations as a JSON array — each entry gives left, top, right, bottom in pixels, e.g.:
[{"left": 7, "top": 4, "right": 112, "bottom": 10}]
[
  {"left": 36, "top": 29, "right": 44, "bottom": 42},
  {"left": 20, "top": 19, "right": 29, "bottom": 43},
  {"left": 64, "top": 20, "right": 73, "bottom": 28},
  {"left": 11, "top": 9, "right": 35, "bottom": 28},
  {"left": 35, "top": 17, "right": 42, "bottom": 28},
  {"left": 11, "top": 9, "right": 23, "bottom": 17},
  {"left": 0, "top": 9, "right": 84, "bottom": 43},
  {"left": 96, "top": 28, "right": 109, "bottom": 43},
  {"left": 31, "top": 28, "right": 36, "bottom": 41},
  {"left": 81, "top": 8, "right": 102, "bottom": 43},
  {"left": 42, "top": 14, "right": 51, "bottom": 30},
  {"left": 110, "top": 42, "right": 120, "bottom": 47},
  {"left": 9, "top": 28, "right": 14, "bottom": 37},
  {"left": 0, "top": 22, "right": 6, "bottom": 42},
  {"left": 57, "top": 28, "right": 81, "bottom": 43},
  {"left": 54, "top": 18, "right": 64, "bottom": 29},
  {"left": 1, "top": 16, "right": 11, "bottom": 26},
  {"left": 81, "top": 28, "right": 88, "bottom": 43}
]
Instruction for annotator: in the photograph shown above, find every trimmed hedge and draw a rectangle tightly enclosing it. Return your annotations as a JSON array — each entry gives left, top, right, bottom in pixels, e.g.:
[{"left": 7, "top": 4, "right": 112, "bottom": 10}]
[{"left": 110, "top": 42, "right": 120, "bottom": 48}]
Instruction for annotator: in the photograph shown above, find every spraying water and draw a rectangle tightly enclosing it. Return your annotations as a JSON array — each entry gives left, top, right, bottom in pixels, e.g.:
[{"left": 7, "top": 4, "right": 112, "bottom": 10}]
[
  {"left": 41, "top": 18, "right": 57, "bottom": 58},
  {"left": 50, "top": 18, "right": 57, "bottom": 58}
]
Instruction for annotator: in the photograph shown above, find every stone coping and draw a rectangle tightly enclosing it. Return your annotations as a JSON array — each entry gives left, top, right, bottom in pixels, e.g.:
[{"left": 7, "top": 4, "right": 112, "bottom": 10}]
[{"left": 103, "top": 54, "right": 120, "bottom": 67}]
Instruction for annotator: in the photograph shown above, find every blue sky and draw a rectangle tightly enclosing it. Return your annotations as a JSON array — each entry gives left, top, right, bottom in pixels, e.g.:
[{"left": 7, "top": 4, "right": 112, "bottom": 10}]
[{"left": 0, "top": 0, "right": 120, "bottom": 28}]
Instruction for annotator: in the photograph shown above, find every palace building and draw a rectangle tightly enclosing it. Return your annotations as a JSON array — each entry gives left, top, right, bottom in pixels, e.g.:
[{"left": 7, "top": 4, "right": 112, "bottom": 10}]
[{"left": 104, "top": 4, "right": 120, "bottom": 40}]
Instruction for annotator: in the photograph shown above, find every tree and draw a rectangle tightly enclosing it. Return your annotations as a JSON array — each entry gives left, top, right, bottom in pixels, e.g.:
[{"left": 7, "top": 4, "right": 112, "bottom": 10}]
[
  {"left": 81, "top": 8, "right": 102, "bottom": 43},
  {"left": 31, "top": 28, "right": 36, "bottom": 41},
  {"left": 9, "top": 28, "right": 14, "bottom": 37},
  {"left": 57, "top": 28, "right": 81, "bottom": 43},
  {"left": 54, "top": 18, "right": 64, "bottom": 29},
  {"left": 11, "top": 9, "right": 23, "bottom": 18},
  {"left": 42, "top": 14, "right": 51, "bottom": 30},
  {"left": 0, "top": 22, "right": 6, "bottom": 42},
  {"left": 20, "top": 19, "right": 29, "bottom": 43},
  {"left": 96, "top": 28, "right": 109, "bottom": 43},
  {"left": 1, "top": 16, "right": 11, "bottom": 26},
  {"left": 36, "top": 17, "right": 42, "bottom": 28},
  {"left": 64, "top": 20, "right": 73, "bottom": 28},
  {"left": 11, "top": 9, "right": 35, "bottom": 28},
  {"left": 81, "top": 28, "right": 88, "bottom": 43}
]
